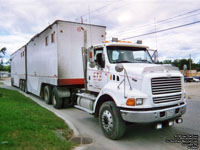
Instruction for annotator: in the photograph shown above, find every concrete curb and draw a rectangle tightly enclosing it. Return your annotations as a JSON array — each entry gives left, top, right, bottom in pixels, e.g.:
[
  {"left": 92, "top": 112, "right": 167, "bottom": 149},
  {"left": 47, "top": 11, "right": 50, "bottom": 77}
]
[{"left": 22, "top": 92, "right": 80, "bottom": 137}]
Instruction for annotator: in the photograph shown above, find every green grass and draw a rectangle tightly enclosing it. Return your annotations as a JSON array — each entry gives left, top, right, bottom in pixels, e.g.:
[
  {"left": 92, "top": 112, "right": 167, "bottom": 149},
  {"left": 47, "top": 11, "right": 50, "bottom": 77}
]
[{"left": 0, "top": 88, "right": 74, "bottom": 150}]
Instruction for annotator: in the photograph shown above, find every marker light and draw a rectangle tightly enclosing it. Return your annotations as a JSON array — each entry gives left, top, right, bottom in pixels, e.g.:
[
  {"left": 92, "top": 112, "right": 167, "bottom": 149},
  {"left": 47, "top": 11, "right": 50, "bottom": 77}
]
[
  {"left": 126, "top": 98, "right": 135, "bottom": 106},
  {"left": 89, "top": 51, "right": 93, "bottom": 58},
  {"left": 110, "top": 74, "right": 112, "bottom": 80}
]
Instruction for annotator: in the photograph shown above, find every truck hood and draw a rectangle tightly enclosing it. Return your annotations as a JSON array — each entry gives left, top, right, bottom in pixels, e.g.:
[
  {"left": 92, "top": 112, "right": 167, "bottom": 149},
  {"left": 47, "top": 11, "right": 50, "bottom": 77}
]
[{"left": 120, "top": 63, "right": 179, "bottom": 79}]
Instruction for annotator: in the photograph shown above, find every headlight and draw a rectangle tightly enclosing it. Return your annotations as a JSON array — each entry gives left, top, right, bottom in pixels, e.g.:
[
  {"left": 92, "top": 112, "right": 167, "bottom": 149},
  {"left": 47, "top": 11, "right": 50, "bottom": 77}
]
[{"left": 136, "top": 98, "right": 143, "bottom": 105}]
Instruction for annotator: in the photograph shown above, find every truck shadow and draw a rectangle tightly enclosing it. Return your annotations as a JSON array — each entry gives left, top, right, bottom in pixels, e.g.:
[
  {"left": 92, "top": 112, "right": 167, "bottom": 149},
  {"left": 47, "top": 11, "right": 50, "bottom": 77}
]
[{"left": 81, "top": 115, "right": 182, "bottom": 142}]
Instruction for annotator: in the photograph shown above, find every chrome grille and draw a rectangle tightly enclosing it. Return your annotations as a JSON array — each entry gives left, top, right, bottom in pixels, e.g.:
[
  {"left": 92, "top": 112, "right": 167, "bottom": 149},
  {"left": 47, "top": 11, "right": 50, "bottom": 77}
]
[
  {"left": 151, "top": 77, "right": 181, "bottom": 95},
  {"left": 153, "top": 94, "right": 182, "bottom": 104}
]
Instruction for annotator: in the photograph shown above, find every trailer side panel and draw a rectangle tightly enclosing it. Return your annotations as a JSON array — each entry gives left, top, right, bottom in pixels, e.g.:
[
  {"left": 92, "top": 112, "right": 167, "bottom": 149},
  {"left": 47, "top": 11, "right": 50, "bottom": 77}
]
[
  {"left": 26, "top": 24, "right": 58, "bottom": 96},
  {"left": 11, "top": 46, "right": 26, "bottom": 87}
]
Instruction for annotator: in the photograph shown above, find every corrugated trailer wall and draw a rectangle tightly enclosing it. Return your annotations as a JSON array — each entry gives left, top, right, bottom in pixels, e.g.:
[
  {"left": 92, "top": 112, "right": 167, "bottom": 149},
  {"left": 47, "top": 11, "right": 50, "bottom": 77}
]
[{"left": 57, "top": 21, "right": 106, "bottom": 86}]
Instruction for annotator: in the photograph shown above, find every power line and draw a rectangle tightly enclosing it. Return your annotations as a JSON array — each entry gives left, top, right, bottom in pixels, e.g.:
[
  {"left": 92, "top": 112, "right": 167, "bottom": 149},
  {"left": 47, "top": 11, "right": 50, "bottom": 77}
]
[
  {"left": 115, "top": 8, "right": 200, "bottom": 35},
  {"left": 111, "top": 11, "right": 200, "bottom": 38},
  {"left": 121, "top": 20, "right": 200, "bottom": 40},
  {"left": 75, "top": 2, "right": 115, "bottom": 22},
  {"left": 75, "top": 1, "right": 128, "bottom": 23}
]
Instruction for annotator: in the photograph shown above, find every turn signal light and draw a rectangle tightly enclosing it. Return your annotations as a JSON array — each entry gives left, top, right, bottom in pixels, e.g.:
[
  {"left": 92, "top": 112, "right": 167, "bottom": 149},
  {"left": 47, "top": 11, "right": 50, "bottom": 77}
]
[
  {"left": 110, "top": 74, "right": 112, "bottom": 80},
  {"left": 126, "top": 98, "right": 135, "bottom": 106}
]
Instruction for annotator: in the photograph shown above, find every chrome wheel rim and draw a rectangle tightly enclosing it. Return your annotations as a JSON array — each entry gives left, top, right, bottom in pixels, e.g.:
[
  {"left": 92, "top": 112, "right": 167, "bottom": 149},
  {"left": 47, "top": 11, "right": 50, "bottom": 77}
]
[{"left": 101, "top": 110, "right": 113, "bottom": 132}]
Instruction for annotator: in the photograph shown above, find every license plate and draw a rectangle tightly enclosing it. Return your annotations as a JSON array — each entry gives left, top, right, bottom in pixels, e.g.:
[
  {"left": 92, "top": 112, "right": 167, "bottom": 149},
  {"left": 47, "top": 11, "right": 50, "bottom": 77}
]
[{"left": 167, "top": 109, "right": 174, "bottom": 117}]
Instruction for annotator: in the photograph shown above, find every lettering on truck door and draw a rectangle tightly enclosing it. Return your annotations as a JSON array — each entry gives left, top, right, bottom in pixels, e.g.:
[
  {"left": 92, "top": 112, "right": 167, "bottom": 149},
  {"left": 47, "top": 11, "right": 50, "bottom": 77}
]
[{"left": 88, "top": 47, "right": 108, "bottom": 91}]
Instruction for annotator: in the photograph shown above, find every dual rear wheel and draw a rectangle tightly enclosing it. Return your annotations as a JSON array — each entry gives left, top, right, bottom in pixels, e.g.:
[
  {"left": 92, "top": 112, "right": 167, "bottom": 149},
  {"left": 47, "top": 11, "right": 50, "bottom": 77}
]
[
  {"left": 43, "top": 85, "right": 65, "bottom": 109},
  {"left": 19, "top": 80, "right": 26, "bottom": 92}
]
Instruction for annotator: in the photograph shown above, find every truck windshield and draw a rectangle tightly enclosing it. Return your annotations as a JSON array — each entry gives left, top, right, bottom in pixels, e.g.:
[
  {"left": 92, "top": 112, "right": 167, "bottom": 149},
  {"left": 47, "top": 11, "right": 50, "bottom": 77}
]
[{"left": 107, "top": 46, "right": 153, "bottom": 64}]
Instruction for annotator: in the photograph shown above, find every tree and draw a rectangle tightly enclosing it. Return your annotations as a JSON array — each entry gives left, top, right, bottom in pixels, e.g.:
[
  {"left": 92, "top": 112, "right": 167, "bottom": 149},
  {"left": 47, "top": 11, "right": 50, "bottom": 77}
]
[
  {"left": 0, "top": 47, "right": 7, "bottom": 71},
  {"left": 0, "top": 47, "right": 6, "bottom": 55}
]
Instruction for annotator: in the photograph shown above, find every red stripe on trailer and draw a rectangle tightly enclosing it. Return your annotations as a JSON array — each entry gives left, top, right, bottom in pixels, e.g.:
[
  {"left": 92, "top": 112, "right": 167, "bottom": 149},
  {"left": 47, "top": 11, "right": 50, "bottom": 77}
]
[{"left": 58, "top": 78, "right": 84, "bottom": 86}]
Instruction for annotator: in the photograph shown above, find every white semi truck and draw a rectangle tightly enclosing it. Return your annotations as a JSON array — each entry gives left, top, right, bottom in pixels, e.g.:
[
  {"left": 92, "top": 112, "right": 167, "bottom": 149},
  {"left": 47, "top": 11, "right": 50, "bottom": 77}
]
[{"left": 11, "top": 20, "right": 187, "bottom": 139}]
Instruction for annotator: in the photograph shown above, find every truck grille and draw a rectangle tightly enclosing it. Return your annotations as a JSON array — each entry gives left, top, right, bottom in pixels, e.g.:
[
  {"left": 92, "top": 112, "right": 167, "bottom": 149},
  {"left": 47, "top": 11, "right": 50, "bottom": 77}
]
[
  {"left": 153, "top": 94, "right": 182, "bottom": 104},
  {"left": 151, "top": 77, "right": 181, "bottom": 95}
]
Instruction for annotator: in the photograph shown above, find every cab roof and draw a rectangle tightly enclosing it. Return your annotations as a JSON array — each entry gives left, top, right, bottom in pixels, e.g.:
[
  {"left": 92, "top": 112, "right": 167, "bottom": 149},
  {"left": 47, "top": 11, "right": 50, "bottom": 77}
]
[{"left": 93, "top": 42, "right": 149, "bottom": 49}]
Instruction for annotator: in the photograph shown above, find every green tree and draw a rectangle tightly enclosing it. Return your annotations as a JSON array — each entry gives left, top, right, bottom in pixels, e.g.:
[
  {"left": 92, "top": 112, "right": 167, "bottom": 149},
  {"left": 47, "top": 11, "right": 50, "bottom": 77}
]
[{"left": 0, "top": 47, "right": 7, "bottom": 71}]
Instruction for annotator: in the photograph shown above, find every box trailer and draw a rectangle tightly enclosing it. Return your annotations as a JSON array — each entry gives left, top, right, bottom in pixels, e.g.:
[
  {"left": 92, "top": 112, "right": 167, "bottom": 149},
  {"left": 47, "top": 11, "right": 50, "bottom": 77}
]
[
  {"left": 11, "top": 20, "right": 187, "bottom": 140},
  {"left": 11, "top": 20, "right": 106, "bottom": 95}
]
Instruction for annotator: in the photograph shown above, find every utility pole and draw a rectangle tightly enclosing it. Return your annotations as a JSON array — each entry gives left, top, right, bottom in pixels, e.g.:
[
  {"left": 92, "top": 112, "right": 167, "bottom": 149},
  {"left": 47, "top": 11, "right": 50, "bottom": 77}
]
[{"left": 189, "top": 54, "right": 191, "bottom": 77}]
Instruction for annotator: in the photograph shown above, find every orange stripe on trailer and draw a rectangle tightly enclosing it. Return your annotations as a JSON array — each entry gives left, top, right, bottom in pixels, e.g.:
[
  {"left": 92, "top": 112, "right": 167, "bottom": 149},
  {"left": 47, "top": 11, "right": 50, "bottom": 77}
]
[{"left": 58, "top": 78, "right": 84, "bottom": 86}]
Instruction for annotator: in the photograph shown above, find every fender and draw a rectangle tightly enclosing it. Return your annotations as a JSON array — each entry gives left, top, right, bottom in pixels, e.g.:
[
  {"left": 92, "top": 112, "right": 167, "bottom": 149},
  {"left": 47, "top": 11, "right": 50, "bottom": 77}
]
[{"left": 93, "top": 81, "right": 149, "bottom": 113}]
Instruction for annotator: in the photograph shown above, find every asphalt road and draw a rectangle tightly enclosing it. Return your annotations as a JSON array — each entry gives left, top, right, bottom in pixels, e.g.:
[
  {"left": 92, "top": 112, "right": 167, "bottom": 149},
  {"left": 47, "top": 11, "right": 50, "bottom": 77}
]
[{"left": 0, "top": 80, "right": 199, "bottom": 150}]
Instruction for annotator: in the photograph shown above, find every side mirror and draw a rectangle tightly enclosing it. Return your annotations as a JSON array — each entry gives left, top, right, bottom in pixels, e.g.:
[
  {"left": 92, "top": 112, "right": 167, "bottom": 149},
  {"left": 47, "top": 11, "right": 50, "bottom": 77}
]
[
  {"left": 148, "top": 49, "right": 158, "bottom": 63},
  {"left": 115, "top": 64, "right": 124, "bottom": 72}
]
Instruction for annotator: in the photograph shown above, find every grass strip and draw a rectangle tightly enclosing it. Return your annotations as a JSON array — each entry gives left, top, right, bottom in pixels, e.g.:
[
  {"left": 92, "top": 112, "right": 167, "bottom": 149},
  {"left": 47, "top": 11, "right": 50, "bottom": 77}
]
[{"left": 0, "top": 88, "right": 74, "bottom": 150}]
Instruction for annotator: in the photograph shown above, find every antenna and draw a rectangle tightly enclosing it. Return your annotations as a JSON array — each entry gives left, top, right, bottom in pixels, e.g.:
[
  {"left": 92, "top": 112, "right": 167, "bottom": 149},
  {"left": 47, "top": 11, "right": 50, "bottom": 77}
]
[
  {"left": 88, "top": 6, "right": 93, "bottom": 46},
  {"left": 154, "top": 17, "right": 158, "bottom": 50}
]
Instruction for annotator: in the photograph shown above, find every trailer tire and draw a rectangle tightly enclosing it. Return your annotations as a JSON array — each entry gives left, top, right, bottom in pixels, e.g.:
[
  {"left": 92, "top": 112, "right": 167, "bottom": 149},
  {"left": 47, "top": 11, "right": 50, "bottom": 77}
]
[
  {"left": 52, "top": 87, "right": 63, "bottom": 109},
  {"left": 11, "top": 78, "right": 14, "bottom": 87},
  {"left": 22, "top": 80, "right": 25, "bottom": 92},
  {"left": 23, "top": 81, "right": 26, "bottom": 92},
  {"left": 44, "top": 85, "right": 52, "bottom": 104},
  {"left": 19, "top": 80, "right": 22, "bottom": 90},
  {"left": 99, "top": 101, "right": 126, "bottom": 140}
]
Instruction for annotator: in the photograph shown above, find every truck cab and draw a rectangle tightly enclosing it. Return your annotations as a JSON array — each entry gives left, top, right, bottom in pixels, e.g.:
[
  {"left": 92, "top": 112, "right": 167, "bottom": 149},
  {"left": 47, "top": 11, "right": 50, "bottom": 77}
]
[{"left": 76, "top": 39, "right": 187, "bottom": 139}]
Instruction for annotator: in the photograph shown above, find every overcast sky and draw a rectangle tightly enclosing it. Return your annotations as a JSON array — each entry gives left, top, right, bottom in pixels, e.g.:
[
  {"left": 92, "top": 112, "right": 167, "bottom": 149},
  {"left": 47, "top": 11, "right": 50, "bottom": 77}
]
[{"left": 0, "top": 0, "right": 200, "bottom": 63}]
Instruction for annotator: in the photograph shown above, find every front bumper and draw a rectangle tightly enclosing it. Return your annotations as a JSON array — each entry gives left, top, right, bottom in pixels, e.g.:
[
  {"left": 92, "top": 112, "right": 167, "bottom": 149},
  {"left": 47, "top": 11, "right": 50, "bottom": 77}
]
[{"left": 120, "top": 103, "right": 186, "bottom": 123}]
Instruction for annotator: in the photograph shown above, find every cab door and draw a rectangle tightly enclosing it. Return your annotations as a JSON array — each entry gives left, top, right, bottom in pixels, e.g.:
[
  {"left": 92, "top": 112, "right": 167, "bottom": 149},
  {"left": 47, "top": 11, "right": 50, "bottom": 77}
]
[{"left": 87, "top": 47, "right": 109, "bottom": 92}]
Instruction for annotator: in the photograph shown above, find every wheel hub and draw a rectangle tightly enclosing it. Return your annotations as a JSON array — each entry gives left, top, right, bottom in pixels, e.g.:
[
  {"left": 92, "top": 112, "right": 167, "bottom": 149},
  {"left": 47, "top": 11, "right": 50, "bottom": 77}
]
[{"left": 101, "top": 110, "right": 113, "bottom": 132}]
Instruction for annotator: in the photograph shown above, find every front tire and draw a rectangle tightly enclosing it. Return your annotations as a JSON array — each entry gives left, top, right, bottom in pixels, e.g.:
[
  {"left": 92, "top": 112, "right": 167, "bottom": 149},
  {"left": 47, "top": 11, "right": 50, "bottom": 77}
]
[{"left": 99, "top": 101, "right": 126, "bottom": 140}]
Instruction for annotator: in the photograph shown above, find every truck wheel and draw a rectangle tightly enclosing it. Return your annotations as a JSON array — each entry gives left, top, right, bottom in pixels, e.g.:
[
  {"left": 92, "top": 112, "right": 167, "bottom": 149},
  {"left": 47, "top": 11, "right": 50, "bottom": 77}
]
[
  {"left": 44, "top": 85, "right": 52, "bottom": 104},
  {"left": 52, "top": 87, "right": 63, "bottom": 109},
  {"left": 11, "top": 78, "right": 14, "bottom": 87},
  {"left": 23, "top": 81, "right": 26, "bottom": 92},
  {"left": 19, "top": 80, "right": 22, "bottom": 90},
  {"left": 22, "top": 80, "right": 25, "bottom": 92},
  {"left": 99, "top": 101, "right": 126, "bottom": 140}
]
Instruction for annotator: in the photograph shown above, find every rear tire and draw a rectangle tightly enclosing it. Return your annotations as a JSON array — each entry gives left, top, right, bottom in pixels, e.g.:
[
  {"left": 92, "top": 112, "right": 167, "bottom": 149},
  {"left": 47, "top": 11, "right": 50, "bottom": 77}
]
[
  {"left": 99, "top": 101, "right": 126, "bottom": 140},
  {"left": 19, "top": 80, "right": 22, "bottom": 90},
  {"left": 11, "top": 78, "right": 14, "bottom": 87},
  {"left": 52, "top": 87, "right": 63, "bottom": 109},
  {"left": 44, "top": 85, "right": 52, "bottom": 104},
  {"left": 22, "top": 80, "right": 25, "bottom": 92}
]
